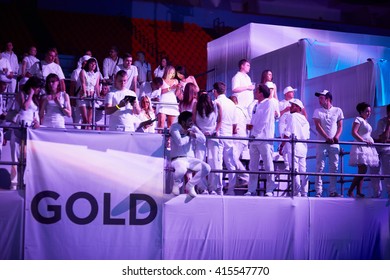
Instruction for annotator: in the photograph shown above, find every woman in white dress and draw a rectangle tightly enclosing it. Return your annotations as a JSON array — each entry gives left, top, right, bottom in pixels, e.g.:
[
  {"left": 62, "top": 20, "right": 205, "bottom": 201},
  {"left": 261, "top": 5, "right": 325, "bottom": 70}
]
[
  {"left": 39, "top": 73, "right": 71, "bottom": 128},
  {"left": 157, "top": 65, "right": 181, "bottom": 130},
  {"left": 16, "top": 76, "right": 44, "bottom": 128},
  {"left": 347, "top": 102, "right": 379, "bottom": 198},
  {"left": 78, "top": 57, "right": 100, "bottom": 129},
  {"left": 261, "top": 69, "right": 278, "bottom": 100}
]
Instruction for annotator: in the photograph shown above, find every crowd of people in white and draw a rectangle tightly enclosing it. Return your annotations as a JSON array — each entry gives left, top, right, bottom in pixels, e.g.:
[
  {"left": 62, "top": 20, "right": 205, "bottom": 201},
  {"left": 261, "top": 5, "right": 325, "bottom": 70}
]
[{"left": 0, "top": 42, "right": 389, "bottom": 198}]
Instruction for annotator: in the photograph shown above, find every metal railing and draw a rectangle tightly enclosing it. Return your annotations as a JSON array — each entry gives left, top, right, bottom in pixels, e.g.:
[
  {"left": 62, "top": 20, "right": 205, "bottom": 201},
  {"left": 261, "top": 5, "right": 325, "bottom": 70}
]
[{"left": 2, "top": 93, "right": 389, "bottom": 196}]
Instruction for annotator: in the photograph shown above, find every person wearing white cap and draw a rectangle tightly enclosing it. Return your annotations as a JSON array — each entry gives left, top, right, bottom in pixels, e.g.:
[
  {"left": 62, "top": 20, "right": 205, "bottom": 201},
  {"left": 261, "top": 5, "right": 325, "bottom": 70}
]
[
  {"left": 278, "top": 86, "right": 307, "bottom": 170},
  {"left": 279, "top": 99, "right": 310, "bottom": 196},
  {"left": 313, "top": 89, "right": 344, "bottom": 197},
  {"left": 231, "top": 59, "right": 255, "bottom": 111}
]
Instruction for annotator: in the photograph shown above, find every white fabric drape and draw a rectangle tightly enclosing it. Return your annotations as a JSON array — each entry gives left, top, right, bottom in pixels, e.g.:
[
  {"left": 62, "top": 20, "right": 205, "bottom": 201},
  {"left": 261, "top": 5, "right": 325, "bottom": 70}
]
[
  {"left": 250, "top": 41, "right": 307, "bottom": 100},
  {"left": 163, "top": 196, "right": 390, "bottom": 260},
  {"left": 304, "top": 61, "right": 376, "bottom": 122},
  {"left": 207, "top": 23, "right": 390, "bottom": 105}
]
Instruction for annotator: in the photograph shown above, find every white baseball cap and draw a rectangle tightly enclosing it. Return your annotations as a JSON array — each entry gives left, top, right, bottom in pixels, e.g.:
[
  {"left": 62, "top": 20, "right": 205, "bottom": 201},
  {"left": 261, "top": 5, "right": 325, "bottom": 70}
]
[
  {"left": 283, "top": 86, "right": 297, "bottom": 95},
  {"left": 315, "top": 89, "right": 330, "bottom": 96},
  {"left": 289, "top": 98, "right": 304, "bottom": 109}
]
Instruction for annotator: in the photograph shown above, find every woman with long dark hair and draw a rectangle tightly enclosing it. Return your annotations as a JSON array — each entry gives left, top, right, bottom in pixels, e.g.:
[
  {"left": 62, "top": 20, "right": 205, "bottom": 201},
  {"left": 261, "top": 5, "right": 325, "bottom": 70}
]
[
  {"left": 260, "top": 69, "right": 278, "bottom": 100},
  {"left": 78, "top": 57, "right": 100, "bottom": 129},
  {"left": 192, "top": 90, "right": 222, "bottom": 194},
  {"left": 179, "top": 82, "right": 197, "bottom": 113}
]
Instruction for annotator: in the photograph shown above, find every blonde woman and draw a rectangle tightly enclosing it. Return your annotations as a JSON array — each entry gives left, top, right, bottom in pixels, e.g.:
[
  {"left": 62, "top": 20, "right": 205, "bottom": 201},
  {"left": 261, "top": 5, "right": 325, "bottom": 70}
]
[
  {"left": 138, "top": 95, "right": 156, "bottom": 133},
  {"left": 157, "top": 65, "right": 181, "bottom": 130}
]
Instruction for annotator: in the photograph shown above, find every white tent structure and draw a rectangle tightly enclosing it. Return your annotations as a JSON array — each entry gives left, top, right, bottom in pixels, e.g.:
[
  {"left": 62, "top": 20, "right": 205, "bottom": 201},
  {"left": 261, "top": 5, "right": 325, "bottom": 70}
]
[{"left": 207, "top": 23, "right": 390, "bottom": 107}]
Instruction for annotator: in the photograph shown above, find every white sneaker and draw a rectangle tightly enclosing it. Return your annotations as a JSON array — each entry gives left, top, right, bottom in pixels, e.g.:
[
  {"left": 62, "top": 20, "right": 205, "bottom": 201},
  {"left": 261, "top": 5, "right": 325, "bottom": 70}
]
[
  {"left": 171, "top": 186, "right": 180, "bottom": 196},
  {"left": 186, "top": 186, "right": 197, "bottom": 198},
  {"left": 215, "top": 187, "right": 223, "bottom": 196},
  {"left": 265, "top": 192, "right": 273, "bottom": 197},
  {"left": 244, "top": 191, "right": 252, "bottom": 196},
  {"left": 200, "top": 190, "right": 209, "bottom": 195},
  {"left": 209, "top": 191, "right": 217, "bottom": 195}
]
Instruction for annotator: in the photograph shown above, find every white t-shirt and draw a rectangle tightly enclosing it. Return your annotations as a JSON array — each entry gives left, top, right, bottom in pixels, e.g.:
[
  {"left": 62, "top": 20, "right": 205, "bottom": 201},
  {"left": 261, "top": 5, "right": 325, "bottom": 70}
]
[
  {"left": 103, "top": 57, "right": 123, "bottom": 79},
  {"left": 250, "top": 98, "right": 280, "bottom": 139},
  {"left": 105, "top": 88, "right": 139, "bottom": 131},
  {"left": 312, "top": 106, "right": 344, "bottom": 140},
  {"left": 231, "top": 71, "right": 254, "bottom": 110},
  {"left": 154, "top": 66, "right": 164, "bottom": 78},
  {"left": 23, "top": 55, "right": 39, "bottom": 74},
  {"left": 215, "top": 94, "right": 237, "bottom": 136},
  {"left": 115, "top": 64, "right": 138, "bottom": 90},
  {"left": 30, "top": 60, "right": 65, "bottom": 80}
]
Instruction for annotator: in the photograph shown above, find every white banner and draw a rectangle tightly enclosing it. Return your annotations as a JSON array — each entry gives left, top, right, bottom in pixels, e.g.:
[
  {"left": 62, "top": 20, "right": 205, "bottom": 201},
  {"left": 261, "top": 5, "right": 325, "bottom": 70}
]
[{"left": 24, "top": 129, "right": 165, "bottom": 260}]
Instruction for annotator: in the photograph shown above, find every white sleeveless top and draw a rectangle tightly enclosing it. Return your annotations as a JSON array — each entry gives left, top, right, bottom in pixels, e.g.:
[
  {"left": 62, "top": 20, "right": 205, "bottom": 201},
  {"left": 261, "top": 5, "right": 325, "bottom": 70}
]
[{"left": 42, "top": 92, "right": 67, "bottom": 128}]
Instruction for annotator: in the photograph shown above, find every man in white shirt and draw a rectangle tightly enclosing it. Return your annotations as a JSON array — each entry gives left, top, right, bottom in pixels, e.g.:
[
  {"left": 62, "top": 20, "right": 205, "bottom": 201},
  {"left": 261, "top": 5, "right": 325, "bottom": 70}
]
[
  {"left": 134, "top": 51, "right": 152, "bottom": 100},
  {"left": 0, "top": 52, "right": 13, "bottom": 90},
  {"left": 115, "top": 53, "right": 138, "bottom": 93},
  {"left": 105, "top": 70, "right": 141, "bottom": 132},
  {"left": 231, "top": 59, "right": 255, "bottom": 111},
  {"left": 246, "top": 84, "right": 280, "bottom": 196},
  {"left": 102, "top": 46, "right": 123, "bottom": 83},
  {"left": 313, "top": 90, "right": 344, "bottom": 197},
  {"left": 1, "top": 42, "right": 18, "bottom": 93},
  {"left": 170, "top": 111, "right": 210, "bottom": 197},
  {"left": 213, "top": 81, "right": 238, "bottom": 195},
  {"left": 29, "top": 48, "right": 66, "bottom": 91},
  {"left": 279, "top": 99, "right": 310, "bottom": 197},
  {"left": 134, "top": 51, "right": 152, "bottom": 85}
]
